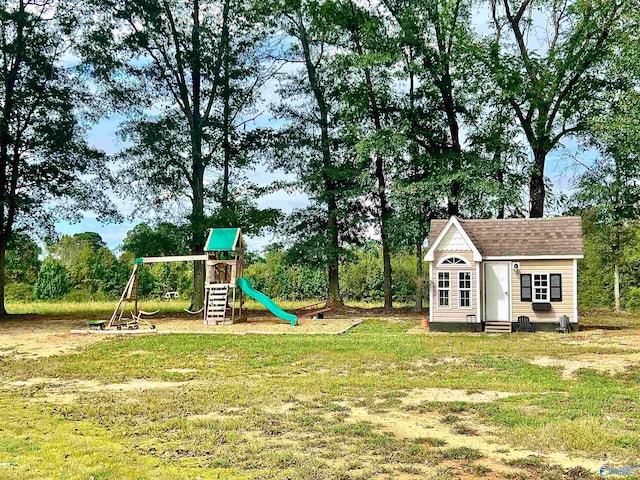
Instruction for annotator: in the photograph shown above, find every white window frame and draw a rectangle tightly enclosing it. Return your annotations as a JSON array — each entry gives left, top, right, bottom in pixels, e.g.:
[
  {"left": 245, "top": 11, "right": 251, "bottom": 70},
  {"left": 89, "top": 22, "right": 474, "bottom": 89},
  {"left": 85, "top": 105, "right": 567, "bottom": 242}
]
[
  {"left": 458, "top": 271, "right": 472, "bottom": 309},
  {"left": 437, "top": 255, "right": 470, "bottom": 266},
  {"left": 533, "top": 273, "right": 549, "bottom": 302},
  {"left": 437, "top": 271, "right": 451, "bottom": 308}
]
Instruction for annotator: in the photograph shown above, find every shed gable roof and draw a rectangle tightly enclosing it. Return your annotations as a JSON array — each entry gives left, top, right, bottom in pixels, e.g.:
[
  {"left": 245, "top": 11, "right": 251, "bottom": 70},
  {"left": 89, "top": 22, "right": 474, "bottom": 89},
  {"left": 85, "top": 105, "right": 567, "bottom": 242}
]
[{"left": 428, "top": 217, "right": 584, "bottom": 258}]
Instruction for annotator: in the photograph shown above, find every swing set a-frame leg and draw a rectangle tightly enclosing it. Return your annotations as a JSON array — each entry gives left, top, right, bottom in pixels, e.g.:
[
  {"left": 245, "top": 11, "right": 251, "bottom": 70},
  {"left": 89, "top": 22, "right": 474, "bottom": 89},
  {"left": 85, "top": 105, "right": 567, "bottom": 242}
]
[{"left": 109, "top": 264, "right": 140, "bottom": 328}]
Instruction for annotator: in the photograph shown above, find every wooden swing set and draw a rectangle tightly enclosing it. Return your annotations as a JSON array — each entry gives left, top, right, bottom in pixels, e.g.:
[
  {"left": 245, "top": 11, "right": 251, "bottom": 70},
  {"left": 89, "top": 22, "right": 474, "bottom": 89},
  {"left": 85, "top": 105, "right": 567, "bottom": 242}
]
[{"left": 109, "top": 228, "right": 247, "bottom": 329}]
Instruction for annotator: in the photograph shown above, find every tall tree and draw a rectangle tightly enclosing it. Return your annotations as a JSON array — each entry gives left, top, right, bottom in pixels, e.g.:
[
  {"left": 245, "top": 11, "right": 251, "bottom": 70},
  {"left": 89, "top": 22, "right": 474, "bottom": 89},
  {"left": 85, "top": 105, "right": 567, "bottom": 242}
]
[
  {"left": 574, "top": 95, "right": 640, "bottom": 312},
  {"left": 0, "top": 0, "right": 114, "bottom": 316},
  {"left": 487, "top": 0, "right": 632, "bottom": 217},
  {"left": 87, "top": 0, "right": 276, "bottom": 309},
  {"left": 326, "top": 0, "right": 400, "bottom": 308},
  {"left": 383, "top": 0, "right": 478, "bottom": 217},
  {"left": 270, "top": 0, "right": 366, "bottom": 306}
]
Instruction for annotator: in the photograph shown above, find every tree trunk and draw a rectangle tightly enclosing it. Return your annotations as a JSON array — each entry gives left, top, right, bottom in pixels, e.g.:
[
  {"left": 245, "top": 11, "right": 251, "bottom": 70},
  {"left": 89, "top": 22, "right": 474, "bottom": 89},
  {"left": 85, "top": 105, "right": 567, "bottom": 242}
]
[
  {"left": 0, "top": 1, "right": 24, "bottom": 319},
  {"left": 326, "top": 199, "right": 342, "bottom": 306},
  {"left": 442, "top": 87, "right": 461, "bottom": 217},
  {"left": 347, "top": 1, "right": 393, "bottom": 309},
  {"left": 0, "top": 245, "right": 7, "bottom": 317},
  {"left": 327, "top": 256, "right": 341, "bottom": 307},
  {"left": 298, "top": 14, "right": 343, "bottom": 306},
  {"left": 375, "top": 151, "right": 393, "bottom": 310},
  {"left": 191, "top": 157, "right": 206, "bottom": 311},
  {"left": 381, "top": 231, "right": 393, "bottom": 309},
  {"left": 190, "top": 0, "right": 205, "bottom": 311},
  {"left": 614, "top": 262, "right": 621, "bottom": 313},
  {"left": 496, "top": 156, "right": 505, "bottom": 219},
  {"left": 221, "top": 18, "right": 231, "bottom": 210},
  {"left": 432, "top": 31, "right": 461, "bottom": 217},
  {"left": 415, "top": 242, "right": 423, "bottom": 311},
  {"left": 529, "top": 147, "right": 546, "bottom": 218}
]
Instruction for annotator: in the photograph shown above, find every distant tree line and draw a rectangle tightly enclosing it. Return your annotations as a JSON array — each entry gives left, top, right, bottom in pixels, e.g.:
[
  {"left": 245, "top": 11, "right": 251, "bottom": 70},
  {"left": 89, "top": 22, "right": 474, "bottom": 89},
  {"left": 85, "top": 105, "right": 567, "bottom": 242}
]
[
  {"left": 4, "top": 226, "right": 417, "bottom": 304},
  {"left": 5, "top": 211, "right": 640, "bottom": 311},
  {"left": 0, "top": 0, "right": 638, "bottom": 316}
]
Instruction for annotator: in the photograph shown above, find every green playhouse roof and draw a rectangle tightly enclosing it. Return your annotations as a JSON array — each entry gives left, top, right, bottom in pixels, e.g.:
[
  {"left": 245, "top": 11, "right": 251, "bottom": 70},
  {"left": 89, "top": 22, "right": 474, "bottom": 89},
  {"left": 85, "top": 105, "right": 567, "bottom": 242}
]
[{"left": 205, "top": 228, "right": 244, "bottom": 252}]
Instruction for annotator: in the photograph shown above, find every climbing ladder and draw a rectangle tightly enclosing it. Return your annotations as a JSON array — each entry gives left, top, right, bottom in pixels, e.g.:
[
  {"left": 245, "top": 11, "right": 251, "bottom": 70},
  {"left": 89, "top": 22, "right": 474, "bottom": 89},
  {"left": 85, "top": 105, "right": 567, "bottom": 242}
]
[{"left": 204, "top": 284, "right": 230, "bottom": 325}]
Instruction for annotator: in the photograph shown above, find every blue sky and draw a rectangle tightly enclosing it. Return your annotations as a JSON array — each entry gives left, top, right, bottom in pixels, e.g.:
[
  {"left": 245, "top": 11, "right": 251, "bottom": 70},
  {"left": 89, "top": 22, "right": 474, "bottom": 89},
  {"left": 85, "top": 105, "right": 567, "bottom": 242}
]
[
  {"left": 54, "top": 113, "right": 589, "bottom": 256},
  {"left": 54, "top": 5, "right": 596, "bottom": 256},
  {"left": 55, "top": 115, "right": 309, "bottom": 254}
]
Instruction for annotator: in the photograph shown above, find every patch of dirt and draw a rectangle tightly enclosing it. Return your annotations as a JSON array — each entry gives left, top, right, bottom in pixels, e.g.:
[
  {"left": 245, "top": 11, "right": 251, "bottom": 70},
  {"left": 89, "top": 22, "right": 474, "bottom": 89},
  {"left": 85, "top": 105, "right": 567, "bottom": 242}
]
[
  {"left": 165, "top": 368, "right": 198, "bottom": 374},
  {"left": 185, "top": 408, "right": 243, "bottom": 421},
  {"left": 3, "top": 376, "right": 198, "bottom": 395},
  {"left": 3, "top": 377, "right": 199, "bottom": 406},
  {"left": 75, "top": 317, "right": 362, "bottom": 335},
  {"left": 0, "top": 315, "right": 362, "bottom": 360},
  {"left": 0, "top": 331, "right": 104, "bottom": 358},
  {"left": 531, "top": 352, "right": 640, "bottom": 378},
  {"left": 97, "top": 379, "right": 196, "bottom": 391},
  {"left": 262, "top": 402, "right": 297, "bottom": 415},
  {"left": 401, "top": 388, "right": 521, "bottom": 405},
  {"left": 344, "top": 402, "right": 603, "bottom": 473},
  {"left": 559, "top": 330, "right": 640, "bottom": 350}
]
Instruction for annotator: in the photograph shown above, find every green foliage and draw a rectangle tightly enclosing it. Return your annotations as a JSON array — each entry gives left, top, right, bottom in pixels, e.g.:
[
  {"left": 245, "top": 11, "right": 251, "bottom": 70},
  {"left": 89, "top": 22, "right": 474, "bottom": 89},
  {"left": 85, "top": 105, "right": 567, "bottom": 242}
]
[
  {"left": 0, "top": 0, "right": 117, "bottom": 314},
  {"left": 574, "top": 79, "right": 640, "bottom": 310},
  {"left": 4, "top": 283, "right": 35, "bottom": 302},
  {"left": 485, "top": 0, "right": 635, "bottom": 216},
  {"left": 4, "top": 234, "right": 42, "bottom": 284},
  {"left": 245, "top": 248, "right": 327, "bottom": 301},
  {"left": 624, "top": 287, "right": 640, "bottom": 311},
  {"left": 245, "top": 243, "right": 417, "bottom": 302},
  {"left": 41, "top": 233, "right": 130, "bottom": 298},
  {"left": 122, "top": 223, "right": 190, "bottom": 258},
  {"left": 34, "top": 258, "right": 70, "bottom": 300},
  {"left": 578, "top": 214, "right": 615, "bottom": 308},
  {"left": 341, "top": 245, "right": 416, "bottom": 302}
]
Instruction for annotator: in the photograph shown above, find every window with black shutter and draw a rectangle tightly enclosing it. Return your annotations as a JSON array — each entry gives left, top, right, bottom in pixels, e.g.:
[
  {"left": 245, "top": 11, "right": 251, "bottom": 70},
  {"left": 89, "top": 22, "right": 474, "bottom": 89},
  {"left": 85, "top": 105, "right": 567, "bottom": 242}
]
[
  {"left": 550, "top": 274, "right": 562, "bottom": 301},
  {"left": 520, "top": 274, "right": 532, "bottom": 302}
]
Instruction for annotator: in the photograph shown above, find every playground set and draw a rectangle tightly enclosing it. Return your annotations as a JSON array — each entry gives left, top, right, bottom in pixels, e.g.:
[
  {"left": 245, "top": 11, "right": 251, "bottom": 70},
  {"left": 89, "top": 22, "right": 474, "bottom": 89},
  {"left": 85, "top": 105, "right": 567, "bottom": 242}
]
[{"left": 105, "top": 227, "right": 327, "bottom": 330}]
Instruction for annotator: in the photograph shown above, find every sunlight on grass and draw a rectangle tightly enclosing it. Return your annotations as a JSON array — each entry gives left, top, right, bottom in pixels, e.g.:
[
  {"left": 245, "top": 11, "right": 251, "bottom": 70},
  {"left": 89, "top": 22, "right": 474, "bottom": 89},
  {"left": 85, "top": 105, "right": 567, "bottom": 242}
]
[
  {"left": 5, "top": 298, "right": 405, "bottom": 316},
  {"left": 1, "top": 316, "right": 639, "bottom": 478}
]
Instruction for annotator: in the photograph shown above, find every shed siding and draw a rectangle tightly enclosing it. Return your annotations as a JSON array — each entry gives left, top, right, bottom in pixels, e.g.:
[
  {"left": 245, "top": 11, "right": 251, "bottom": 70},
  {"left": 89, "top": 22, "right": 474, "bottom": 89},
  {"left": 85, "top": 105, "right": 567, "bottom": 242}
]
[
  {"left": 431, "top": 250, "right": 479, "bottom": 323},
  {"left": 511, "top": 259, "right": 576, "bottom": 323}
]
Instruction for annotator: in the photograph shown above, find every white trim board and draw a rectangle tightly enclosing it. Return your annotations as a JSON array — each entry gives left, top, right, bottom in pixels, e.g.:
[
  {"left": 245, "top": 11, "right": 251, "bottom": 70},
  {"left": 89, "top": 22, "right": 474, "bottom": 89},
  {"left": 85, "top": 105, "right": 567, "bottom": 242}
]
[
  {"left": 475, "top": 262, "right": 481, "bottom": 321},
  {"left": 484, "top": 255, "right": 584, "bottom": 260},
  {"left": 429, "top": 262, "right": 434, "bottom": 323},
  {"left": 139, "top": 255, "right": 207, "bottom": 264},
  {"left": 424, "top": 217, "right": 482, "bottom": 262},
  {"left": 573, "top": 259, "right": 579, "bottom": 323}
]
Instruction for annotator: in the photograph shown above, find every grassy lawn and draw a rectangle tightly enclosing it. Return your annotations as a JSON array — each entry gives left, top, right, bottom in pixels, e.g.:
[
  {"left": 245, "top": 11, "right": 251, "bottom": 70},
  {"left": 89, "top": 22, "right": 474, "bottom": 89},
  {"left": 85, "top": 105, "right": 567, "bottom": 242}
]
[
  {"left": 4, "top": 298, "right": 412, "bottom": 316},
  {"left": 0, "top": 312, "right": 639, "bottom": 479}
]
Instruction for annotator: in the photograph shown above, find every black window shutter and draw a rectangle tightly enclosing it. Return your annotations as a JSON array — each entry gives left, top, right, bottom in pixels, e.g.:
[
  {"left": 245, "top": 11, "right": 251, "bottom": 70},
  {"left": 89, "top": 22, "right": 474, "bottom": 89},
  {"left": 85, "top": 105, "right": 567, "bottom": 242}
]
[
  {"left": 521, "top": 274, "right": 532, "bottom": 302},
  {"left": 550, "top": 274, "right": 562, "bottom": 301}
]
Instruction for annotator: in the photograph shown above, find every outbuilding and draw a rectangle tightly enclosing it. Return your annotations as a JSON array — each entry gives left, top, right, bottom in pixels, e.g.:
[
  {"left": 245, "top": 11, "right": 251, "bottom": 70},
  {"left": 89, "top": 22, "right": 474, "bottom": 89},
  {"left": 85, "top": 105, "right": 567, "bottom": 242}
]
[{"left": 425, "top": 216, "right": 584, "bottom": 332}]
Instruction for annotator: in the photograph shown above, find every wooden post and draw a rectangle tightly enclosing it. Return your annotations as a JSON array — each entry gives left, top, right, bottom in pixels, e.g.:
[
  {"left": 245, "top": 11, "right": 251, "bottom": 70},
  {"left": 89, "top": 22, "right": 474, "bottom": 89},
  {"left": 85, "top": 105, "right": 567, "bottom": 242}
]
[
  {"left": 109, "top": 264, "right": 139, "bottom": 327},
  {"left": 232, "top": 286, "right": 236, "bottom": 324},
  {"left": 133, "top": 273, "right": 139, "bottom": 317}
]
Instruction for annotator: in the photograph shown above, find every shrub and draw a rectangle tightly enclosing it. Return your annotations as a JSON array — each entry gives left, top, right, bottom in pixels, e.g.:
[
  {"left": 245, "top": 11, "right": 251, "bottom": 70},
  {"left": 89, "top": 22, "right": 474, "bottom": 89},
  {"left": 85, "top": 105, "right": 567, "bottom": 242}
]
[
  {"left": 34, "top": 258, "right": 70, "bottom": 300},
  {"left": 64, "top": 289, "right": 115, "bottom": 302},
  {"left": 625, "top": 286, "right": 640, "bottom": 311},
  {"left": 4, "top": 283, "right": 35, "bottom": 302}
]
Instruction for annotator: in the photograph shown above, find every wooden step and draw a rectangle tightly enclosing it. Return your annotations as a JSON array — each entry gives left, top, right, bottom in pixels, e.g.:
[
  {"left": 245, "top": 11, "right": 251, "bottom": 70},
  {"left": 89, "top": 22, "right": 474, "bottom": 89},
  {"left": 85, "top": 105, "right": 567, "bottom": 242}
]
[{"left": 484, "top": 321, "right": 512, "bottom": 333}]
